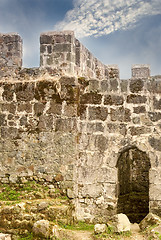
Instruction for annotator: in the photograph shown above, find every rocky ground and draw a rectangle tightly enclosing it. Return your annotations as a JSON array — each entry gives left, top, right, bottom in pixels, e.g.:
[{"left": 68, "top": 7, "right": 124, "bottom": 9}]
[{"left": 0, "top": 181, "right": 160, "bottom": 240}]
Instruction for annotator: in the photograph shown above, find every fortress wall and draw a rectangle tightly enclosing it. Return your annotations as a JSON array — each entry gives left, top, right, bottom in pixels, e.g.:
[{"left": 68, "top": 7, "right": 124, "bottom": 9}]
[{"left": 0, "top": 31, "right": 161, "bottom": 222}]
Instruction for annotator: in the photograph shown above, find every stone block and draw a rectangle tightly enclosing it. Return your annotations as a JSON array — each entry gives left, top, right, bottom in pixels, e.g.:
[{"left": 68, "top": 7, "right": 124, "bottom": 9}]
[
  {"left": 94, "top": 224, "right": 107, "bottom": 234},
  {"left": 55, "top": 118, "right": 76, "bottom": 132},
  {"left": 88, "top": 79, "right": 99, "bottom": 91},
  {"left": 53, "top": 43, "right": 72, "bottom": 53},
  {"left": 149, "top": 137, "right": 161, "bottom": 152},
  {"left": 17, "top": 103, "right": 32, "bottom": 113},
  {"left": 112, "top": 213, "right": 131, "bottom": 233},
  {"left": 95, "top": 135, "right": 108, "bottom": 152},
  {"left": 153, "top": 97, "right": 161, "bottom": 110},
  {"left": 108, "top": 65, "right": 119, "bottom": 79},
  {"left": 87, "top": 122, "right": 104, "bottom": 133},
  {"left": 104, "top": 95, "right": 124, "bottom": 105},
  {"left": 133, "top": 106, "right": 146, "bottom": 114},
  {"left": 88, "top": 106, "right": 108, "bottom": 121},
  {"left": 0, "top": 233, "right": 11, "bottom": 240},
  {"left": 33, "top": 220, "right": 50, "bottom": 238},
  {"left": 0, "top": 114, "right": 6, "bottom": 126},
  {"left": 129, "top": 79, "right": 144, "bottom": 92},
  {"left": 139, "top": 213, "right": 161, "bottom": 230},
  {"left": 147, "top": 79, "right": 161, "bottom": 94},
  {"left": 80, "top": 93, "right": 102, "bottom": 104},
  {"left": 148, "top": 112, "right": 161, "bottom": 122},
  {"left": 15, "top": 83, "right": 35, "bottom": 101},
  {"left": 40, "top": 34, "right": 53, "bottom": 44},
  {"left": 110, "top": 79, "right": 119, "bottom": 92},
  {"left": 64, "top": 104, "right": 77, "bottom": 117},
  {"left": 34, "top": 102, "right": 45, "bottom": 116},
  {"left": 2, "top": 103, "right": 16, "bottom": 114},
  {"left": 132, "top": 64, "right": 150, "bottom": 78},
  {"left": 110, "top": 107, "right": 131, "bottom": 122},
  {"left": 120, "top": 80, "right": 128, "bottom": 92},
  {"left": 101, "top": 80, "right": 108, "bottom": 92},
  {"left": 47, "top": 102, "right": 62, "bottom": 115},
  {"left": 129, "top": 126, "right": 151, "bottom": 136},
  {"left": 127, "top": 94, "right": 147, "bottom": 104}
]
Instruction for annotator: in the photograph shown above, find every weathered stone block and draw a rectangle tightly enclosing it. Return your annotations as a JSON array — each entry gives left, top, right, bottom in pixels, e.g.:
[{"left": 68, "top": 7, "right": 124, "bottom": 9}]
[
  {"left": 153, "top": 97, "right": 161, "bottom": 110},
  {"left": 64, "top": 104, "right": 77, "bottom": 117},
  {"left": 47, "top": 102, "right": 62, "bottom": 115},
  {"left": 17, "top": 103, "right": 32, "bottom": 113},
  {"left": 149, "top": 137, "right": 161, "bottom": 151},
  {"left": 147, "top": 79, "right": 161, "bottom": 94},
  {"left": 132, "top": 64, "right": 150, "bottom": 78},
  {"left": 148, "top": 112, "right": 161, "bottom": 122},
  {"left": 53, "top": 43, "right": 72, "bottom": 52},
  {"left": 88, "top": 80, "right": 99, "bottom": 91},
  {"left": 129, "top": 126, "right": 151, "bottom": 136},
  {"left": 80, "top": 93, "right": 102, "bottom": 104},
  {"left": 127, "top": 94, "right": 147, "bottom": 104},
  {"left": 2, "top": 103, "right": 16, "bottom": 114},
  {"left": 120, "top": 80, "right": 128, "bottom": 92},
  {"left": 40, "top": 34, "right": 53, "bottom": 44},
  {"left": 34, "top": 103, "right": 45, "bottom": 116},
  {"left": 104, "top": 95, "right": 123, "bottom": 105},
  {"left": 0, "top": 114, "right": 6, "bottom": 126},
  {"left": 88, "top": 106, "right": 108, "bottom": 121},
  {"left": 87, "top": 122, "right": 104, "bottom": 133},
  {"left": 100, "top": 80, "right": 108, "bottom": 92},
  {"left": 55, "top": 118, "right": 76, "bottom": 132},
  {"left": 110, "top": 107, "right": 131, "bottom": 122},
  {"left": 129, "top": 79, "right": 144, "bottom": 92},
  {"left": 95, "top": 135, "right": 108, "bottom": 152},
  {"left": 133, "top": 106, "right": 146, "bottom": 114},
  {"left": 110, "top": 79, "right": 119, "bottom": 92},
  {"left": 15, "top": 83, "right": 35, "bottom": 101}
]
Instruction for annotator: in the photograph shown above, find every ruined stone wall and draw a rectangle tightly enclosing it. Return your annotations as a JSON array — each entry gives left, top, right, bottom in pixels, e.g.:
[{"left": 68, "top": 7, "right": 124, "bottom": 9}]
[
  {"left": 40, "top": 31, "right": 108, "bottom": 79},
  {"left": 0, "top": 31, "right": 161, "bottom": 223}
]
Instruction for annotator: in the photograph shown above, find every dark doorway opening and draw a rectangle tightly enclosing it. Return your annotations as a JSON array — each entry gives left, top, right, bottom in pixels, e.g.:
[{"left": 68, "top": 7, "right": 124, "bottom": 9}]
[{"left": 117, "top": 146, "right": 151, "bottom": 223}]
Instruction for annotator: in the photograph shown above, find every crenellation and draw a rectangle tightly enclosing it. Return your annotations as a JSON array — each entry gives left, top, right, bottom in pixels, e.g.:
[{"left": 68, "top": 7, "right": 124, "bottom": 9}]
[
  {"left": 132, "top": 64, "right": 150, "bottom": 78},
  {"left": 0, "top": 30, "right": 161, "bottom": 225}
]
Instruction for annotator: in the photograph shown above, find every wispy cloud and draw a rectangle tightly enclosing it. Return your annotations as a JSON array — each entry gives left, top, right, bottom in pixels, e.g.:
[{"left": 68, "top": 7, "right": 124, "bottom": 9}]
[{"left": 57, "top": 0, "right": 161, "bottom": 37}]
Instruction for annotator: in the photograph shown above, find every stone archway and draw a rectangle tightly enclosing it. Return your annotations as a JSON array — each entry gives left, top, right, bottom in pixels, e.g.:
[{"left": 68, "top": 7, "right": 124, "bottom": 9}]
[{"left": 117, "top": 146, "right": 151, "bottom": 223}]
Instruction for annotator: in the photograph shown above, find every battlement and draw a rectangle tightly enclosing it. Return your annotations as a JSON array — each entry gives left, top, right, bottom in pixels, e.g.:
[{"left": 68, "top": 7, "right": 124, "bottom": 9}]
[{"left": 0, "top": 31, "right": 153, "bottom": 79}]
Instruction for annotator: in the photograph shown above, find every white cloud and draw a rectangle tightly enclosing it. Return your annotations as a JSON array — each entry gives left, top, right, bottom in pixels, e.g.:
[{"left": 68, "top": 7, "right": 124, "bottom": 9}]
[{"left": 57, "top": 0, "right": 161, "bottom": 37}]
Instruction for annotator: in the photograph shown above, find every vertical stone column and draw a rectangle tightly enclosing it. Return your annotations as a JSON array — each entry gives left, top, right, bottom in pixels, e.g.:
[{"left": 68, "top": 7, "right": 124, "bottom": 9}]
[
  {"left": 0, "top": 33, "right": 22, "bottom": 71},
  {"left": 132, "top": 64, "right": 150, "bottom": 78},
  {"left": 40, "top": 31, "right": 76, "bottom": 75}
]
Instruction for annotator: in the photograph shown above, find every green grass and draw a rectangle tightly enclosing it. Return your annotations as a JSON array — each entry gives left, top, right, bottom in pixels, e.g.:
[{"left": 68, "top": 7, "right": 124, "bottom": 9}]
[
  {"left": 58, "top": 221, "right": 94, "bottom": 231},
  {"left": 0, "top": 187, "right": 20, "bottom": 201},
  {"left": 0, "top": 181, "right": 50, "bottom": 201},
  {"left": 18, "top": 233, "right": 33, "bottom": 240}
]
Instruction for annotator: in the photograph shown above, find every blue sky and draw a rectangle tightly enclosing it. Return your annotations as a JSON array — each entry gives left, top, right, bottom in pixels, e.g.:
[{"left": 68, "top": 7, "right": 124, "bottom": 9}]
[{"left": 0, "top": 0, "right": 161, "bottom": 78}]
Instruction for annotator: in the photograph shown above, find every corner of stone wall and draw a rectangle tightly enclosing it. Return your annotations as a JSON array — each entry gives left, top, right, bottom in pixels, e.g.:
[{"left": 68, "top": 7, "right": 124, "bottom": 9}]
[{"left": 40, "top": 31, "right": 76, "bottom": 76}]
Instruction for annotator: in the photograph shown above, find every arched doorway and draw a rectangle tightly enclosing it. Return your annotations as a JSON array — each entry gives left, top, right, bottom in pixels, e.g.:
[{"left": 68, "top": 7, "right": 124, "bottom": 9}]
[{"left": 117, "top": 146, "right": 151, "bottom": 223}]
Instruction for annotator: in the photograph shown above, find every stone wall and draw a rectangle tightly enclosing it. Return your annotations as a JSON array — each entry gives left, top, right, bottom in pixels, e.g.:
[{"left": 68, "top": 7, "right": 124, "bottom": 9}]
[
  {"left": 40, "top": 31, "right": 109, "bottom": 79},
  {"left": 0, "top": 31, "right": 161, "bottom": 224}
]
